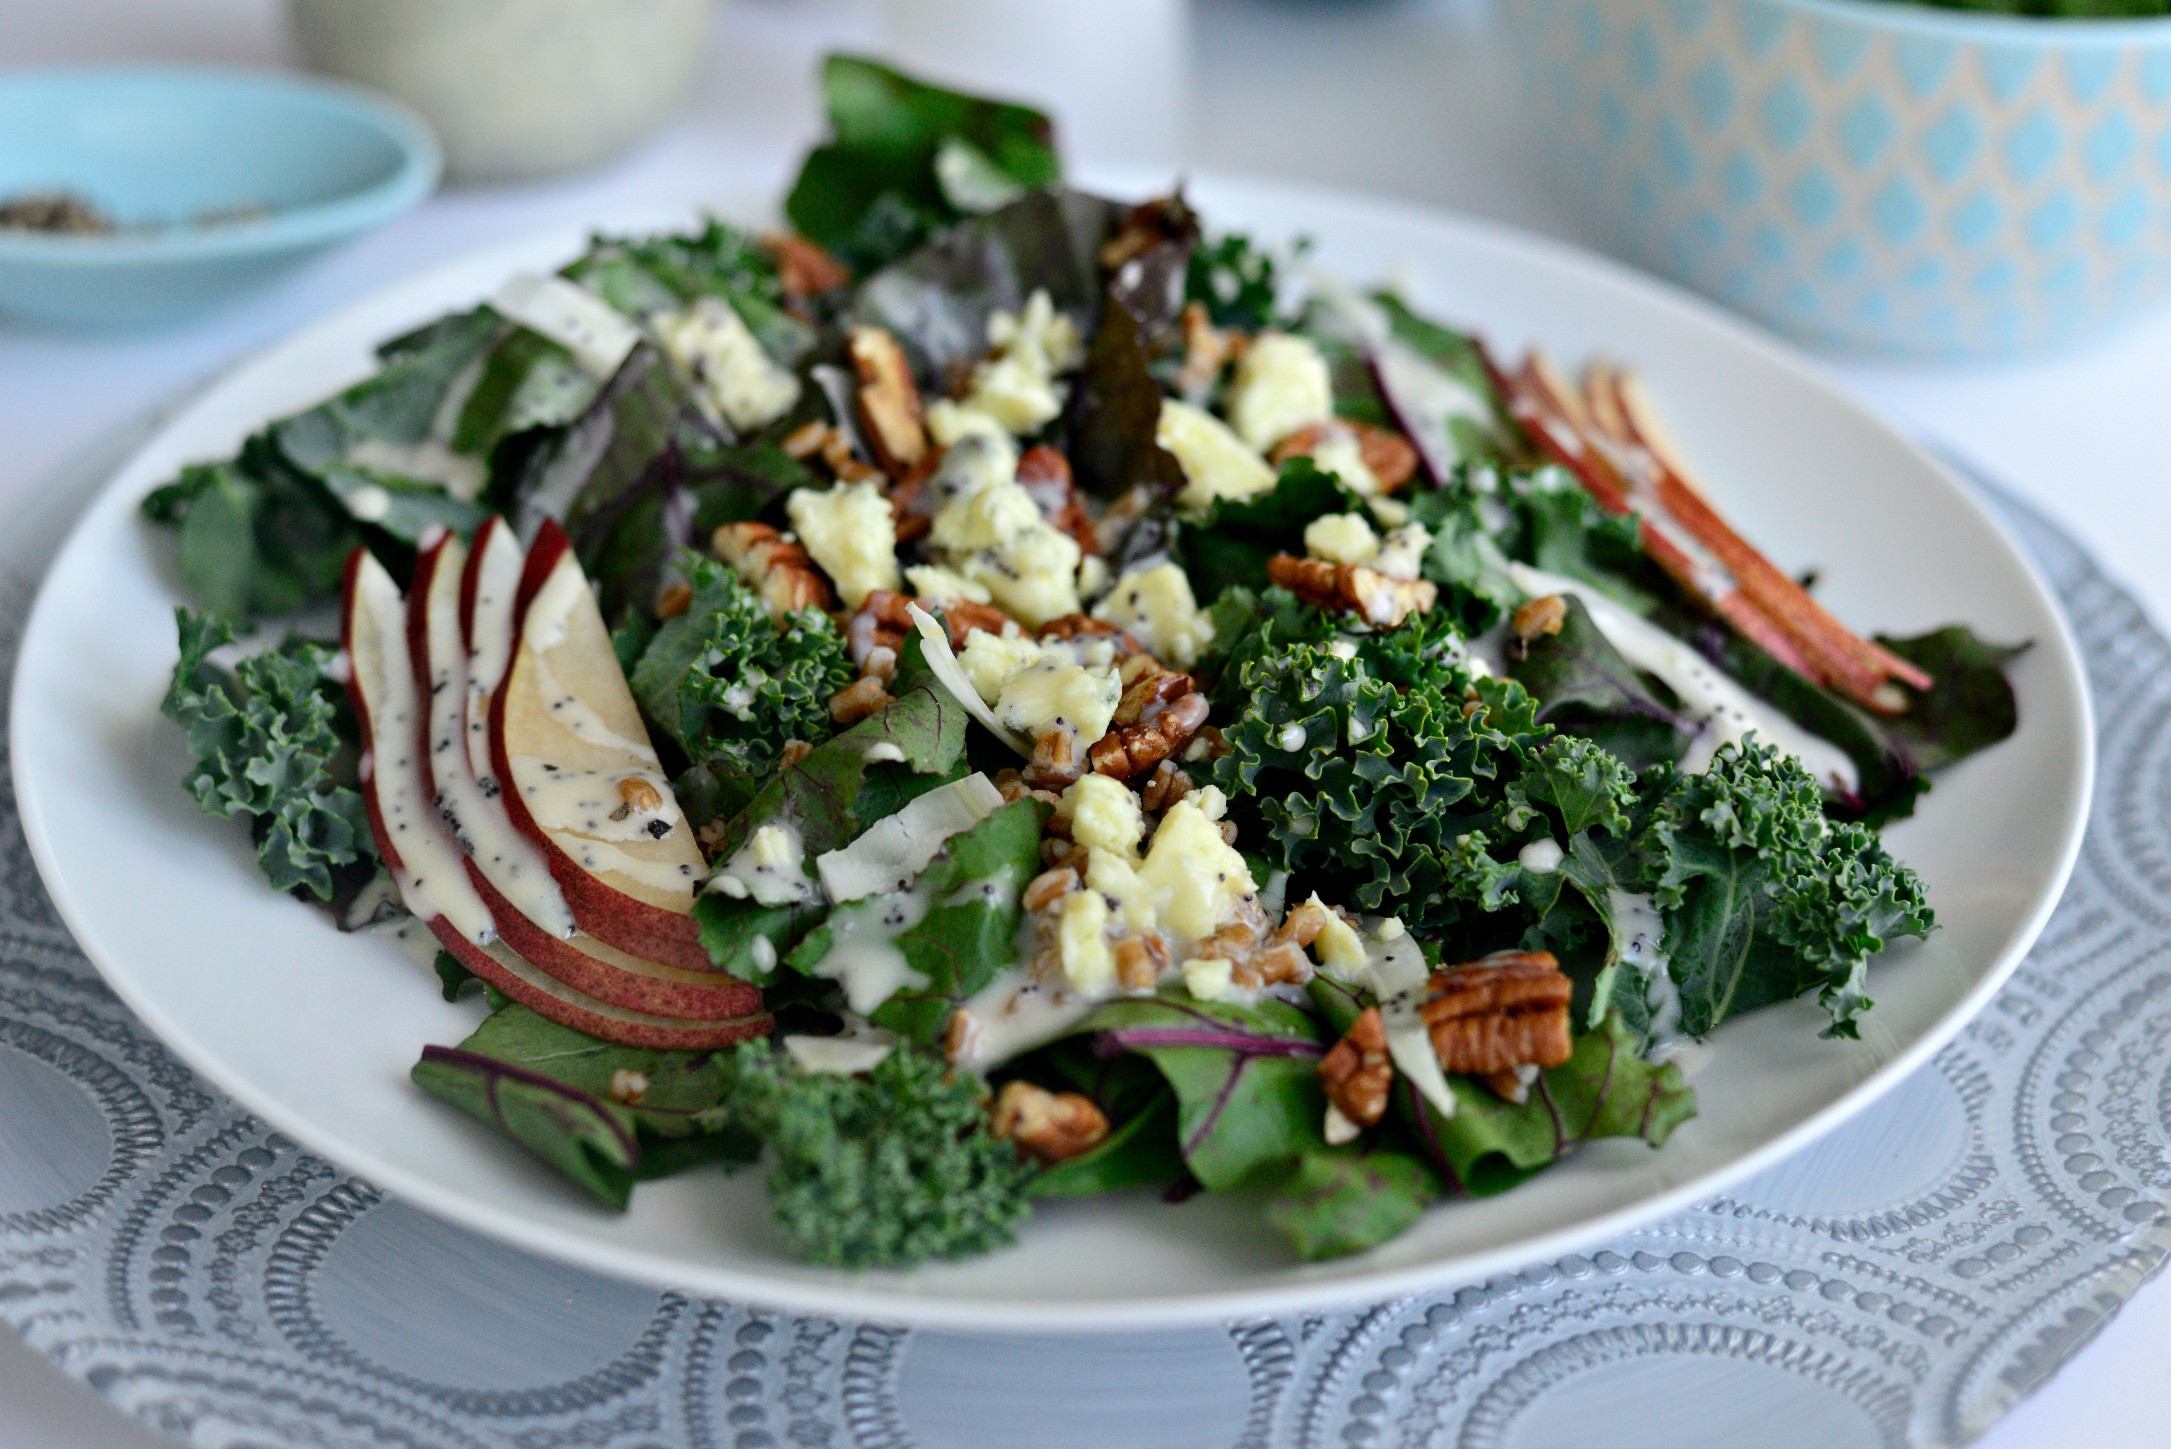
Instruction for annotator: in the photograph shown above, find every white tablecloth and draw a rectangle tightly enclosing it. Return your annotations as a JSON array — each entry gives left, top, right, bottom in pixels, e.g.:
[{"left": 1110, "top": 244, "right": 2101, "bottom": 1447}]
[{"left": 2, "top": 2, "right": 2166, "bottom": 1444}]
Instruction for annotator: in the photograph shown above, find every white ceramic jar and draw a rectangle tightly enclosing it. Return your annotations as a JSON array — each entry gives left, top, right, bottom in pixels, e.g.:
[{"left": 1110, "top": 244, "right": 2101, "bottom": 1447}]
[{"left": 289, "top": 0, "right": 711, "bottom": 185}]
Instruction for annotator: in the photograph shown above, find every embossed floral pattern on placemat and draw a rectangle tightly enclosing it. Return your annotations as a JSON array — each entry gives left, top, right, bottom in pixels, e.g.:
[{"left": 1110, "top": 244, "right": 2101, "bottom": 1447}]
[{"left": 2, "top": 480, "right": 2166, "bottom": 1449}]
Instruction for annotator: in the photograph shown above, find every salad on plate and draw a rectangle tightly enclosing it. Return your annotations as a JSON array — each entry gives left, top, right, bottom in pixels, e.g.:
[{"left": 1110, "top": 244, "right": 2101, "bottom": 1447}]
[{"left": 143, "top": 57, "right": 2023, "bottom": 1271}]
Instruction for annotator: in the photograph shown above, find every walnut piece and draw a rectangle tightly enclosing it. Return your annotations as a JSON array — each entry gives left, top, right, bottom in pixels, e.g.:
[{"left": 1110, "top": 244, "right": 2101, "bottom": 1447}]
[
  {"left": 991, "top": 1081, "right": 1110, "bottom": 1165},
  {"left": 1317, "top": 1007, "right": 1392, "bottom": 1130},
  {"left": 1267, "top": 553, "right": 1437, "bottom": 630},
  {"left": 849, "top": 326, "right": 928, "bottom": 474},
  {"left": 712, "top": 521, "right": 834, "bottom": 617},
  {"left": 1270, "top": 420, "right": 1420, "bottom": 494},
  {"left": 1417, "top": 950, "right": 1573, "bottom": 1078}
]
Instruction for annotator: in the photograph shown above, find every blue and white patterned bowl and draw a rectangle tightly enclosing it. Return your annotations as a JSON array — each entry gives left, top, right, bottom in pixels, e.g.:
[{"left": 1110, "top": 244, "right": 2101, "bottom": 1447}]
[{"left": 1499, "top": 0, "right": 2171, "bottom": 358}]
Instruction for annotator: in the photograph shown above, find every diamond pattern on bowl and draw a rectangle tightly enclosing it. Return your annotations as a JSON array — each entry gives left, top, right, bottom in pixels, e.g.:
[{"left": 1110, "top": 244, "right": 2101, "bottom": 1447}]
[{"left": 1503, "top": 0, "right": 2171, "bottom": 356}]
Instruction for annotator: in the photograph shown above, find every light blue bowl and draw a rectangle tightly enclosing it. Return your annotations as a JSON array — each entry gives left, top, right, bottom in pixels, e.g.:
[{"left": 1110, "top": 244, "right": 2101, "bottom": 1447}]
[
  {"left": 1499, "top": 0, "right": 2171, "bottom": 359},
  {"left": 0, "top": 67, "right": 440, "bottom": 329}
]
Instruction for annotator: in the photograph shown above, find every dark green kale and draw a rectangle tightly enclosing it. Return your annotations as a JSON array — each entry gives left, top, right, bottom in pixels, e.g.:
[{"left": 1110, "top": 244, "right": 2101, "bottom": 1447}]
[
  {"left": 1185, "top": 230, "right": 1299, "bottom": 331},
  {"left": 1209, "top": 632, "right": 1555, "bottom": 941},
  {"left": 628, "top": 553, "right": 853, "bottom": 787},
  {"left": 160, "top": 609, "right": 372, "bottom": 902},
  {"left": 1634, "top": 741, "right": 1934, "bottom": 1038},
  {"left": 724, "top": 1040, "right": 1036, "bottom": 1268},
  {"left": 786, "top": 53, "right": 1061, "bottom": 275}
]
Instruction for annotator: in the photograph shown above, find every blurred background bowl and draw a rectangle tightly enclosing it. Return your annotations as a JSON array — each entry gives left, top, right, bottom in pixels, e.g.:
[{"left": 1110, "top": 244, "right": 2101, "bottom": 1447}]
[
  {"left": 1499, "top": 0, "right": 2171, "bottom": 359},
  {"left": 290, "top": 0, "right": 712, "bottom": 186},
  {"left": 0, "top": 67, "right": 438, "bottom": 330}
]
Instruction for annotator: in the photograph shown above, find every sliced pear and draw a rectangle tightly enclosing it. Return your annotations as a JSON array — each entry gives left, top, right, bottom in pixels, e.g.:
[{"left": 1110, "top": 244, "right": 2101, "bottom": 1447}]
[
  {"left": 491, "top": 521, "right": 711, "bottom": 969},
  {"left": 346, "top": 542, "right": 768, "bottom": 1049},
  {"left": 416, "top": 524, "right": 763, "bottom": 1022}
]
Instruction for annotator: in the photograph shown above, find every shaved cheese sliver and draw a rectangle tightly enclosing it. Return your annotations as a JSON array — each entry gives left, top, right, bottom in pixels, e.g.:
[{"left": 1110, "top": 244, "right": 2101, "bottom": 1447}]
[
  {"left": 906, "top": 604, "right": 1032, "bottom": 755},
  {"left": 1362, "top": 926, "right": 1461, "bottom": 1121},
  {"left": 815, "top": 773, "right": 1005, "bottom": 902},
  {"left": 490, "top": 273, "right": 640, "bottom": 378}
]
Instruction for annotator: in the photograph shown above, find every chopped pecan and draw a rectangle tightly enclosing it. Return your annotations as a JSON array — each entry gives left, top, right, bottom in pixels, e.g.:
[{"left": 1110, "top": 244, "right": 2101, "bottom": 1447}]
[
  {"left": 828, "top": 676, "right": 892, "bottom": 724},
  {"left": 1088, "top": 690, "right": 1210, "bottom": 781},
  {"left": 1266, "top": 553, "right": 1437, "bottom": 630},
  {"left": 1023, "top": 865, "right": 1079, "bottom": 912},
  {"left": 818, "top": 425, "right": 886, "bottom": 486},
  {"left": 846, "top": 589, "right": 1011, "bottom": 671},
  {"left": 780, "top": 419, "right": 830, "bottom": 460},
  {"left": 1016, "top": 444, "right": 1099, "bottom": 554},
  {"left": 1137, "top": 759, "right": 1192, "bottom": 813},
  {"left": 656, "top": 578, "right": 693, "bottom": 619},
  {"left": 1317, "top": 1007, "right": 1392, "bottom": 1130},
  {"left": 991, "top": 1081, "right": 1110, "bottom": 1165},
  {"left": 1111, "top": 654, "right": 1195, "bottom": 728},
  {"left": 1113, "top": 930, "right": 1170, "bottom": 991},
  {"left": 1270, "top": 420, "right": 1419, "bottom": 494},
  {"left": 1025, "top": 725, "right": 1088, "bottom": 788},
  {"left": 1417, "top": 950, "right": 1573, "bottom": 1077},
  {"left": 1183, "top": 725, "right": 1229, "bottom": 763},
  {"left": 713, "top": 522, "right": 834, "bottom": 616},
  {"left": 1038, "top": 613, "right": 1141, "bottom": 655},
  {"left": 1511, "top": 594, "right": 1568, "bottom": 641},
  {"left": 763, "top": 232, "right": 851, "bottom": 300},
  {"left": 778, "top": 740, "right": 815, "bottom": 770},
  {"left": 1174, "top": 301, "right": 1232, "bottom": 400},
  {"left": 849, "top": 326, "right": 928, "bottom": 474}
]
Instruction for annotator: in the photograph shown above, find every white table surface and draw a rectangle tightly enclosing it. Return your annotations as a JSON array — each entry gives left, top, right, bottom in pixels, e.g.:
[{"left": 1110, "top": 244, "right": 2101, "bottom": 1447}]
[{"left": 2, "top": 1, "right": 2166, "bottom": 1444}]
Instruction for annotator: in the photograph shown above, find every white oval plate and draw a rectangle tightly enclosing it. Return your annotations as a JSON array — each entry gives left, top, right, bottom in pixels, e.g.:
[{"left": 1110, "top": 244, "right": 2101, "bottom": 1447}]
[{"left": 9, "top": 175, "right": 2092, "bottom": 1330}]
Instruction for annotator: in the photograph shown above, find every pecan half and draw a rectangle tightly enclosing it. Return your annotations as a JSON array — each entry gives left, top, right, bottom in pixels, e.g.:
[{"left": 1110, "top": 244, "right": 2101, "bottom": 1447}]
[
  {"left": 1266, "top": 553, "right": 1437, "bottom": 630},
  {"left": 1088, "top": 680, "right": 1209, "bottom": 782},
  {"left": 991, "top": 1081, "right": 1110, "bottom": 1165},
  {"left": 1417, "top": 950, "right": 1573, "bottom": 1077},
  {"left": 1016, "top": 444, "right": 1100, "bottom": 554},
  {"left": 763, "top": 233, "right": 851, "bottom": 300},
  {"left": 1317, "top": 1007, "right": 1392, "bottom": 1130},
  {"left": 712, "top": 522, "right": 834, "bottom": 616},
  {"left": 1270, "top": 420, "right": 1420, "bottom": 494},
  {"left": 850, "top": 326, "right": 928, "bottom": 474}
]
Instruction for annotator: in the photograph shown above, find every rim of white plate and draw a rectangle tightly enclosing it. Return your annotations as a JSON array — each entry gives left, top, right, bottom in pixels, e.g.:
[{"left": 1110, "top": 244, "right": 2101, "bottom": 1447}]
[{"left": 9, "top": 171, "right": 2094, "bottom": 1330}]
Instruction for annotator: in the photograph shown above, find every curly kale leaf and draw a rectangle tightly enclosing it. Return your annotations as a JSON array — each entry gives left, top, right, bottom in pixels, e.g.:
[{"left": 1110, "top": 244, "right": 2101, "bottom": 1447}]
[
  {"left": 1186, "top": 230, "right": 1299, "bottom": 331},
  {"left": 727, "top": 1040, "right": 1036, "bottom": 1268},
  {"left": 629, "top": 552, "right": 853, "bottom": 783},
  {"left": 1177, "top": 457, "right": 1362, "bottom": 604},
  {"left": 140, "top": 462, "right": 358, "bottom": 625},
  {"left": 565, "top": 217, "right": 809, "bottom": 367},
  {"left": 160, "top": 609, "right": 373, "bottom": 901},
  {"left": 1642, "top": 741, "right": 1934, "bottom": 1039},
  {"left": 1210, "top": 634, "right": 1552, "bottom": 939}
]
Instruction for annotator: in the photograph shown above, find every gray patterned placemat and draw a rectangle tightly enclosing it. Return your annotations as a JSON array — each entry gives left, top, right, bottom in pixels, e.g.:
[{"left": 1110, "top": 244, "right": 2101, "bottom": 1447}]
[{"left": 3, "top": 479, "right": 2166, "bottom": 1449}]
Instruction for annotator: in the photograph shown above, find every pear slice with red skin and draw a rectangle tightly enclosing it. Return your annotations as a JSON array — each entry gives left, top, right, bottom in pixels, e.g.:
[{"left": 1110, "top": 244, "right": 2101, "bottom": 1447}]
[
  {"left": 409, "top": 523, "right": 762, "bottom": 1021},
  {"left": 490, "top": 520, "right": 710, "bottom": 970},
  {"left": 344, "top": 543, "right": 769, "bottom": 1050}
]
